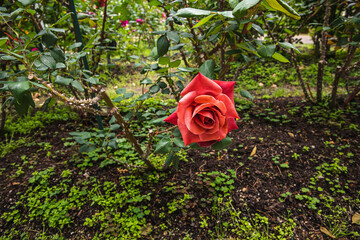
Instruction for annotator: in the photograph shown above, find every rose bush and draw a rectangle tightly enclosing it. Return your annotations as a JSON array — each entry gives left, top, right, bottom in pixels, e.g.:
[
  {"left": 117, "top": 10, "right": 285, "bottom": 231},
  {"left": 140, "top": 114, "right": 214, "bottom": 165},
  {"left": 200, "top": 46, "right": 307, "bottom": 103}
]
[{"left": 164, "top": 73, "right": 239, "bottom": 147}]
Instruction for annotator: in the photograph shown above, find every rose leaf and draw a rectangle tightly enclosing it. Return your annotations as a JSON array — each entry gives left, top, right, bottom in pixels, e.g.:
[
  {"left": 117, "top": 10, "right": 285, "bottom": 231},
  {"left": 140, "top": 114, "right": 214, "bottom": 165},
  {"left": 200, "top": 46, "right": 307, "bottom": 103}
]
[{"left": 211, "top": 136, "right": 232, "bottom": 150}]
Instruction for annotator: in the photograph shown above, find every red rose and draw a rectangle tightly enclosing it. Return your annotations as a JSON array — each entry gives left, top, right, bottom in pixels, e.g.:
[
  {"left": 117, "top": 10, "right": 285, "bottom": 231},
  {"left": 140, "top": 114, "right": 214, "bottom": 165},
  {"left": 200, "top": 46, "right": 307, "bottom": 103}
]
[{"left": 164, "top": 73, "right": 239, "bottom": 147}]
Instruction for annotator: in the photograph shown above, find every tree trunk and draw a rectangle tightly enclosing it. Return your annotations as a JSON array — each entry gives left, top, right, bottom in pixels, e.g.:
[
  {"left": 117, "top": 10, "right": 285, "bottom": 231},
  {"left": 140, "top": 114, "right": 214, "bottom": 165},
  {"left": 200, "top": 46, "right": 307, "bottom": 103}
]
[
  {"left": 290, "top": 50, "right": 311, "bottom": 101},
  {"left": 316, "top": 1, "right": 331, "bottom": 103},
  {"left": 330, "top": 46, "right": 356, "bottom": 108}
]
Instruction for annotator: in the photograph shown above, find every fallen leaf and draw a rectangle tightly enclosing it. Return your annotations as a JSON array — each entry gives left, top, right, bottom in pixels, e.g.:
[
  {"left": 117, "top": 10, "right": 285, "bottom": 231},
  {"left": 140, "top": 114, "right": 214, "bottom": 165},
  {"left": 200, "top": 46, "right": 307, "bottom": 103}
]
[
  {"left": 288, "top": 132, "right": 294, "bottom": 138},
  {"left": 352, "top": 213, "right": 360, "bottom": 225},
  {"left": 320, "top": 226, "right": 336, "bottom": 239},
  {"left": 250, "top": 146, "right": 257, "bottom": 157}
]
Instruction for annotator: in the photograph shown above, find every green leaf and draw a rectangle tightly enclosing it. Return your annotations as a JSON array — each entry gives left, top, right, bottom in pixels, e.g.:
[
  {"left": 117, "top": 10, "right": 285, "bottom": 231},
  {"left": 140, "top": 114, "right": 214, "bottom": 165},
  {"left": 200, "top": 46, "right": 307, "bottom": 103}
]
[
  {"left": 150, "top": 84, "right": 160, "bottom": 93},
  {"left": 149, "top": 116, "right": 167, "bottom": 125},
  {"left": 154, "top": 137, "right": 172, "bottom": 154},
  {"left": 140, "top": 78, "right": 152, "bottom": 85},
  {"left": 148, "top": 47, "right": 159, "bottom": 59},
  {"left": 48, "top": 28, "right": 66, "bottom": 33},
  {"left": 137, "top": 92, "right": 151, "bottom": 101},
  {"left": 211, "top": 136, "right": 232, "bottom": 150},
  {"left": 14, "top": 91, "right": 34, "bottom": 116},
  {"left": 157, "top": 35, "right": 170, "bottom": 57},
  {"left": 169, "top": 43, "right": 185, "bottom": 51},
  {"left": 252, "top": 23, "right": 264, "bottom": 36},
  {"left": 217, "top": 11, "right": 234, "bottom": 18},
  {"left": 229, "top": 0, "right": 240, "bottom": 9},
  {"left": 272, "top": 52, "right": 289, "bottom": 63},
  {"left": 0, "top": 38, "right": 8, "bottom": 47},
  {"left": 173, "top": 128, "right": 181, "bottom": 137},
  {"left": 173, "top": 153, "right": 180, "bottom": 169},
  {"left": 174, "top": 137, "right": 185, "bottom": 148},
  {"left": 192, "top": 14, "right": 216, "bottom": 28},
  {"left": 148, "top": 0, "right": 161, "bottom": 7},
  {"left": 263, "top": 0, "right": 300, "bottom": 20},
  {"left": 50, "top": 48, "right": 65, "bottom": 62},
  {"left": 0, "top": 72, "right": 8, "bottom": 80},
  {"left": 41, "top": 97, "right": 56, "bottom": 111},
  {"left": 41, "top": 31, "right": 58, "bottom": 49},
  {"left": 164, "top": 151, "right": 174, "bottom": 167},
  {"left": 69, "top": 42, "right": 82, "bottom": 50},
  {"left": 176, "top": 8, "right": 211, "bottom": 18},
  {"left": 232, "top": 0, "right": 260, "bottom": 18},
  {"left": 85, "top": 77, "right": 100, "bottom": 85},
  {"left": 113, "top": 96, "right": 123, "bottom": 103},
  {"left": 178, "top": 67, "right": 197, "bottom": 72},
  {"left": 83, "top": 33, "right": 99, "bottom": 50},
  {"left": 208, "top": 24, "right": 223, "bottom": 35},
  {"left": 1, "top": 55, "right": 17, "bottom": 61},
  {"left": 258, "top": 44, "right": 276, "bottom": 57},
  {"left": 8, "top": 81, "right": 30, "bottom": 99},
  {"left": 116, "top": 88, "right": 126, "bottom": 95},
  {"left": 18, "top": 0, "right": 36, "bottom": 6},
  {"left": 189, "top": 142, "right": 201, "bottom": 149},
  {"left": 52, "top": 13, "right": 72, "bottom": 27},
  {"left": 40, "top": 55, "right": 56, "bottom": 69},
  {"left": 278, "top": 42, "right": 300, "bottom": 54},
  {"left": 169, "top": 60, "right": 181, "bottom": 68},
  {"left": 110, "top": 124, "right": 121, "bottom": 131},
  {"left": 124, "top": 92, "right": 134, "bottom": 99},
  {"left": 167, "top": 31, "right": 180, "bottom": 43},
  {"left": 56, "top": 63, "right": 66, "bottom": 69},
  {"left": 240, "top": 89, "right": 254, "bottom": 100},
  {"left": 71, "top": 80, "right": 84, "bottom": 92},
  {"left": 55, "top": 76, "right": 72, "bottom": 86},
  {"left": 199, "top": 60, "right": 215, "bottom": 79},
  {"left": 26, "top": 9, "right": 36, "bottom": 15},
  {"left": 159, "top": 57, "right": 170, "bottom": 65},
  {"left": 29, "top": 81, "right": 47, "bottom": 89}
]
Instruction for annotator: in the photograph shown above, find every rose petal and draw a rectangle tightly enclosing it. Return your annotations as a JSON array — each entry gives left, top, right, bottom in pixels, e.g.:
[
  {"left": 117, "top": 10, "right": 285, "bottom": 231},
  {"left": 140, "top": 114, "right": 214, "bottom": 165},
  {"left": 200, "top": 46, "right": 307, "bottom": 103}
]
[
  {"left": 216, "top": 94, "right": 239, "bottom": 118},
  {"left": 195, "top": 117, "right": 214, "bottom": 129},
  {"left": 205, "top": 115, "right": 220, "bottom": 134},
  {"left": 194, "top": 95, "right": 227, "bottom": 115},
  {"left": 177, "top": 91, "right": 197, "bottom": 123},
  {"left": 210, "top": 107, "right": 226, "bottom": 127},
  {"left": 227, "top": 118, "right": 238, "bottom": 133},
  {"left": 213, "top": 80, "right": 236, "bottom": 102},
  {"left": 164, "top": 111, "right": 178, "bottom": 125},
  {"left": 199, "top": 126, "right": 227, "bottom": 142},
  {"left": 185, "top": 106, "right": 206, "bottom": 135},
  {"left": 197, "top": 110, "right": 214, "bottom": 121},
  {"left": 194, "top": 111, "right": 215, "bottom": 130},
  {"left": 181, "top": 73, "right": 222, "bottom": 97},
  {"left": 194, "top": 95, "right": 217, "bottom": 104},
  {"left": 178, "top": 121, "right": 200, "bottom": 146},
  {"left": 192, "top": 103, "right": 214, "bottom": 117}
]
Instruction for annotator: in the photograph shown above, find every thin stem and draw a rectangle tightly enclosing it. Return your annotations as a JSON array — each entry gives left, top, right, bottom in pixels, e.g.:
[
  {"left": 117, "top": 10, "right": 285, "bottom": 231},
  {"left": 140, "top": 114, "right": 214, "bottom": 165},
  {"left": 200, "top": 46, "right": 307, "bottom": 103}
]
[{"left": 100, "top": 91, "right": 156, "bottom": 170}]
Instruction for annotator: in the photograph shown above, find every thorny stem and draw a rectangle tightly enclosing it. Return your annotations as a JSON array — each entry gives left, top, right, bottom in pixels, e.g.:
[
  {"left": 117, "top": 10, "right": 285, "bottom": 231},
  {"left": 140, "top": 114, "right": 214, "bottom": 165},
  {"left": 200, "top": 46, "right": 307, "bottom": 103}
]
[
  {"left": 145, "top": 125, "right": 177, "bottom": 158},
  {"left": 32, "top": 74, "right": 156, "bottom": 170},
  {"left": 100, "top": 91, "right": 156, "bottom": 170}
]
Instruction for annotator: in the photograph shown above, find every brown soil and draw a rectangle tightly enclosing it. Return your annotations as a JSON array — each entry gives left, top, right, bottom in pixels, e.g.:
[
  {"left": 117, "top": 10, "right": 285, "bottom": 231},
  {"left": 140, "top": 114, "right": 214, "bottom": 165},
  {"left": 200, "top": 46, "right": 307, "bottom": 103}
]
[{"left": 0, "top": 97, "right": 359, "bottom": 239}]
